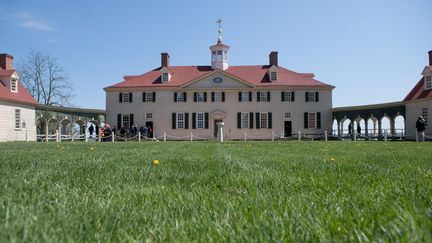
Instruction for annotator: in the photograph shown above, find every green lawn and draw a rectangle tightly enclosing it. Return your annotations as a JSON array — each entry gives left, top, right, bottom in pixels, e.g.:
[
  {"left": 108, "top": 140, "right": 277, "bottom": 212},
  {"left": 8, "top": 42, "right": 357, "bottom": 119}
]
[{"left": 0, "top": 141, "right": 431, "bottom": 242}]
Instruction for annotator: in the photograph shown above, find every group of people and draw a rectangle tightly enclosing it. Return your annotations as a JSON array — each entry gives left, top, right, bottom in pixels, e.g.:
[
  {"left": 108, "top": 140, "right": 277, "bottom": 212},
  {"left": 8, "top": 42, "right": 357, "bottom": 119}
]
[
  {"left": 347, "top": 122, "right": 361, "bottom": 136},
  {"left": 116, "top": 125, "right": 153, "bottom": 138},
  {"left": 416, "top": 116, "right": 426, "bottom": 142}
]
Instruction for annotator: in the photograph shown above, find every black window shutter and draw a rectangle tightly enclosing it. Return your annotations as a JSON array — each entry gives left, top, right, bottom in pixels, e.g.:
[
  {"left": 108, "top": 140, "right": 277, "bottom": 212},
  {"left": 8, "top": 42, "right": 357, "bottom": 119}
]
[
  {"left": 257, "top": 92, "right": 261, "bottom": 102},
  {"left": 268, "top": 112, "right": 272, "bottom": 129},
  {"left": 183, "top": 92, "right": 187, "bottom": 102},
  {"left": 152, "top": 92, "right": 156, "bottom": 102},
  {"left": 256, "top": 113, "right": 260, "bottom": 129},
  {"left": 291, "top": 91, "right": 295, "bottom": 102},
  {"left": 211, "top": 92, "right": 215, "bottom": 102},
  {"left": 281, "top": 91, "right": 285, "bottom": 102},
  {"left": 130, "top": 114, "right": 134, "bottom": 126},
  {"left": 305, "top": 92, "right": 309, "bottom": 102},
  {"left": 205, "top": 113, "right": 209, "bottom": 129},
  {"left": 117, "top": 114, "right": 122, "bottom": 128},
  {"left": 192, "top": 113, "right": 196, "bottom": 129},
  {"left": 129, "top": 93, "right": 133, "bottom": 103},
  {"left": 237, "top": 112, "right": 241, "bottom": 129},
  {"left": 119, "top": 93, "right": 123, "bottom": 103},
  {"left": 194, "top": 92, "right": 197, "bottom": 102},
  {"left": 238, "top": 92, "right": 242, "bottom": 102},
  {"left": 267, "top": 91, "right": 271, "bottom": 102},
  {"left": 174, "top": 92, "right": 177, "bottom": 102},
  {"left": 315, "top": 92, "right": 319, "bottom": 102},
  {"left": 317, "top": 112, "right": 321, "bottom": 129},
  {"left": 222, "top": 92, "right": 225, "bottom": 102},
  {"left": 172, "top": 113, "right": 176, "bottom": 129},
  {"left": 185, "top": 113, "right": 189, "bottom": 129},
  {"left": 249, "top": 112, "right": 254, "bottom": 128},
  {"left": 142, "top": 92, "right": 146, "bottom": 102},
  {"left": 249, "top": 92, "right": 252, "bottom": 102},
  {"left": 304, "top": 112, "right": 309, "bottom": 129},
  {"left": 204, "top": 92, "right": 207, "bottom": 102}
]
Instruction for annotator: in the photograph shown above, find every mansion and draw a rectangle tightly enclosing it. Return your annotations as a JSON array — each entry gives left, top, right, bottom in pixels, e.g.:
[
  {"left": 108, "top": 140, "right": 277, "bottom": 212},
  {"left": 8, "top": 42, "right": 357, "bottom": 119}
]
[{"left": 104, "top": 35, "right": 334, "bottom": 140}]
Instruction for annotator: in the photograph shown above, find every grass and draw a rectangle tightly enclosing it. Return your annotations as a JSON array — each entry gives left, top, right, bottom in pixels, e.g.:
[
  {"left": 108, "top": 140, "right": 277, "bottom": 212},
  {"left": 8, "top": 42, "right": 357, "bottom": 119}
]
[{"left": 0, "top": 141, "right": 432, "bottom": 242}]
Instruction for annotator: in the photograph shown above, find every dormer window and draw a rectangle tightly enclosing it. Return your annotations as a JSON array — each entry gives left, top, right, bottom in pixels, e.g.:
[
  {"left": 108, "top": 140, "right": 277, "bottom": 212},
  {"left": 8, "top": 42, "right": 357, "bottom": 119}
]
[
  {"left": 10, "top": 78, "right": 18, "bottom": 92},
  {"left": 162, "top": 72, "right": 169, "bottom": 82},
  {"left": 425, "top": 76, "right": 432, "bottom": 90},
  {"left": 270, "top": 72, "right": 277, "bottom": 81}
]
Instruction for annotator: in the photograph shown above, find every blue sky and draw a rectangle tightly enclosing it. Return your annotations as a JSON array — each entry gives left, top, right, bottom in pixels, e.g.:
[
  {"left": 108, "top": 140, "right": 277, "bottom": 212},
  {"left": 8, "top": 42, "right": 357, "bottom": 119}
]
[{"left": 1, "top": 0, "right": 431, "bottom": 109}]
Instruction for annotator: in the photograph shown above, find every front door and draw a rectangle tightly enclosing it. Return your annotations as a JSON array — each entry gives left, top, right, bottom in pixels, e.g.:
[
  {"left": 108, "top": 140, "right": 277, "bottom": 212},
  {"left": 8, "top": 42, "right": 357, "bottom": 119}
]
[
  {"left": 145, "top": 121, "right": 153, "bottom": 137},
  {"left": 284, "top": 121, "right": 292, "bottom": 137},
  {"left": 214, "top": 119, "right": 222, "bottom": 138}
]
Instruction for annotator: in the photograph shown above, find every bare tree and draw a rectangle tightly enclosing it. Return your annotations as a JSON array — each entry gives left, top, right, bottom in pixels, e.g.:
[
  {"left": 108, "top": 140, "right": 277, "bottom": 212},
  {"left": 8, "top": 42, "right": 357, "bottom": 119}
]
[{"left": 17, "top": 50, "right": 74, "bottom": 106}]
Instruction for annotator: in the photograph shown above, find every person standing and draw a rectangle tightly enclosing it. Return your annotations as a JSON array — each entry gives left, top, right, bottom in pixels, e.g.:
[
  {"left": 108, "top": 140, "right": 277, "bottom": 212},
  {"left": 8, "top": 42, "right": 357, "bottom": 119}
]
[
  {"left": 348, "top": 122, "right": 352, "bottom": 136},
  {"left": 357, "top": 123, "right": 361, "bottom": 136},
  {"left": 416, "top": 116, "right": 426, "bottom": 142}
]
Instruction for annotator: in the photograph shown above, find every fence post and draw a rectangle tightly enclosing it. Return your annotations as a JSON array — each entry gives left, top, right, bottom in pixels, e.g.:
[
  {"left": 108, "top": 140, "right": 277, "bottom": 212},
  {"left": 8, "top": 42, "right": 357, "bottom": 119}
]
[
  {"left": 190, "top": 133, "right": 193, "bottom": 141},
  {"left": 112, "top": 133, "right": 115, "bottom": 142},
  {"left": 164, "top": 132, "right": 167, "bottom": 142},
  {"left": 422, "top": 132, "right": 425, "bottom": 142},
  {"left": 384, "top": 131, "right": 387, "bottom": 142},
  {"left": 325, "top": 131, "right": 328, "bottom": 142},
  {"left": 98, "top": 131, "right": 102, "bottom": 142},
  {"left": 272, "top": 131, "right": 275, "bottom": 141},
  {"left": 244, "top": 132, "right": 247, "bottom": 142},
  {"left": 71, "top": 132, "right": 74, "bottom": 142},
  {"left": 26, "top": 129, "right": 29, "bottom": 142},
  {"left": 85, "top": 130, "right": 88, "bottom": 142},
  {"left": 353, "top": 130, "right": 357, "bottom": 142},
  {"left": 298, "top": 131, "right": 301, "bottom": 141},
  {"left": 56, "top": 130, "right": 59, "bottom": 142},
  {"left": 138, "top": 132, "right": 141, "bottom": 142}
]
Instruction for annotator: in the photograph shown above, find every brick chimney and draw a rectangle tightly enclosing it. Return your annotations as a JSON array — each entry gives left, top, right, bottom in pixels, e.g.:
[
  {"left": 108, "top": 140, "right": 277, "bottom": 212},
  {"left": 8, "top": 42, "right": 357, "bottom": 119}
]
[
  {"left": 161, "top": 53, "right": 170, "bottom": 67},
  {"left": 428, "top": 50, "right": 432, "bottom": 66},
  {"left": 269, "top": 51, "right": 278, "bottom": 67},
  {"left": 0, "top": 54, "right": 13, "bottom": 70}
]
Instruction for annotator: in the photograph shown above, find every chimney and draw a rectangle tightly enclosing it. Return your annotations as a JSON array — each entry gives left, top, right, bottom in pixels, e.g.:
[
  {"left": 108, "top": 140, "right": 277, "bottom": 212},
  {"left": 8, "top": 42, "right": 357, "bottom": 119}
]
[
  {"left": 161, "top": 53, "right": 170, "bottom": 67},
  {"left": 0, "top": 54, "right": 14, "bottom": 70},
  {"left": 269, "top": 51, "right": 278, "bottom": 67},
  {"left": 429, "top": 50, "right": 432, "bottom": 66}
]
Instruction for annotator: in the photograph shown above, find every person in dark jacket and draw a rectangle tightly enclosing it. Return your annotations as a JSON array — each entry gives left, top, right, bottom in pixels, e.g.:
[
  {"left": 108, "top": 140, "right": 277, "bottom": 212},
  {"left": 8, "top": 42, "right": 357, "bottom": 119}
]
[
  {"left": 348, "top": 122, "right": 352, "bottom": 135},
  {"left": 416, "top": 116, "right": 426, "bottom": 142},
  {"left": 357, "top": 123, "right": 361, "bottom": 136},
  {"left": 88, "top": 125, "right": 94, "bottom": 136}
]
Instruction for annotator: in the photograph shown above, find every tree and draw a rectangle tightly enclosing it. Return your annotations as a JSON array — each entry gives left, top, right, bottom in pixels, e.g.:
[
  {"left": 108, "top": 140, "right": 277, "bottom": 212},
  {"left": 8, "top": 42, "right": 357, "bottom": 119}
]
[{"left": 17, "top": 50, "right": 74, "bottom": 106}]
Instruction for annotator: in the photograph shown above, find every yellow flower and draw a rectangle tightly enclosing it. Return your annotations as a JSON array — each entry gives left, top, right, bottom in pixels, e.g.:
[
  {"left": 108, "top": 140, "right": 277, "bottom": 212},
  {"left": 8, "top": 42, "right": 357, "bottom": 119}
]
[
  {"left": 153, "top": 159, "right": 159, "bottom": 167},
  {"left": 330, "top": 157, "right": 336, "bottom": 162},
  {"left": 90, "top": 147, "right": 95, "bottom": 151}
]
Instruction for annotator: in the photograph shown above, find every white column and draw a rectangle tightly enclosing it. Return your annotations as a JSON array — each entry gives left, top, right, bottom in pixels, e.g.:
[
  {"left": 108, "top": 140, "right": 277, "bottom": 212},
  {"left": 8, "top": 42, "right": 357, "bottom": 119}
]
[
  {"left": 85, "top": 130, "right": 88, "bottom": 142},
  {"left": 325, "top": 131, "right": 328, "bottom": 141},
  {"left": 112, "top": 133, "right": 115, "bottom": 142},
  {"left": 56, "top": 130, "right": 59, "bottom": 142},
  {"left": 272, "top": 131, "right": 275, "bottom": 141},
  {"left": 218, "top": 122, "right": 224, "bottom": 142},
  {"left": 164, "top": 132, "right": 166, "bottom": 142},
  {"left": 138, "top": 132, "right": 141, "bottom": 142},
  {"left": 244, "top": 132, "right": 247, "bottom": 142},
  {"left": 298, "top": 131, "right": 301, "bottom": 141}
]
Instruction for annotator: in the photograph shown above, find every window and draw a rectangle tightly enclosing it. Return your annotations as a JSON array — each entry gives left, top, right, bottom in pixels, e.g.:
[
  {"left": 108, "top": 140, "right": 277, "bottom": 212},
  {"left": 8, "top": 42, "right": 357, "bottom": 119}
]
[
  {"left": 223, "top": 51, "right": 228, "bottom": 61},
  {"left": 283, "top": 92, "right": 291, "bottom": 102},
  {"left": 177, "top": 113, "right": 185, "bottom": 129},
  {"left": 212, "top": 51, "right": 216, "bottom": 61},
  {"left": 307, "top": 92, "right": 316, "bottom": 102},
  {"left": 176, "top": 92, "right": 185, "bottom": 102},
  {"left": 423, "top": 108, "right": 428, "bottom": 126},
  {"left": 10, "top": 79, "right": 17, "bottom": 92},
  {"left": 260, "top": 113, "right": 268, "bottom": 129},
  {"left": 122, "top": 114, "right": 130, "bottom": 130},
  {"left": 15, "top": 109, "right": 21, "bottom": 129},
  {"left": 214, "top": 92, "right": 222, "bottom": 102},
  {"left": 197, "top": 92, "right": 205, "bottom": 102},
  {"left": 123, "top": 93, "right": 130, "bottom": 103},
  {"left": 259, "top": 92, "right": 268, "bottom": 102},
  {"left": 162, "top": 73, "right": 169, "bottom": 82},
  {"left": 217, "top": 51, "right": 223, "bottom": 61},
  {"left": 241, "top": 112, "right": 249, "bottom": 128},
  {"left": 285, "top": 112, "right": 291, "bottom": 118},
  {"left": 270, "top": 72, "right": 277, "bottom": 81},
  {"left": 146, "top": 113, "right": 153, "bottom": 119},
  {"left": 425, "top": 76, "right": 432, "bottom": 90},
  {"left": 308, "top": 112, "right": 316, "bottom": 129},
  {"left": 241, "top": 92, "right": 250, "bottom": 101},
  {"left": 145, "top": 92, "right": 154, "bottom": 102},
  {"left": 196, "top": 112, "right": 204, "bottom": 129}
]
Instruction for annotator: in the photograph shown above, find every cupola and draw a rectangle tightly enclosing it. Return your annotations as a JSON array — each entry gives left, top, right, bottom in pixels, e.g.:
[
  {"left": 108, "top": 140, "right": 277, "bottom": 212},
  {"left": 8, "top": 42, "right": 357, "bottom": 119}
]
[{"left": 210, "top": 19, "right": 229, "bottom": 71}]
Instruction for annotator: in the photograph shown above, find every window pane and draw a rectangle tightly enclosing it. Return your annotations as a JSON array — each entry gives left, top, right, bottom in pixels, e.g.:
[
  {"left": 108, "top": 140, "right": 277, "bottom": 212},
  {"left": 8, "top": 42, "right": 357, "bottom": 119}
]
[
  {"left": 146, "top": 92, "right": 153, "bottom": 102},
  {"left": 123, "top": 93, "right": 129, "bottom": 103},
  {"left": 283, "top": 92, "right": 291, "bottom": 101},
  {"left": 241, "top": 92, "right": 249, "bottom": 101},
  {"left": 15, "top": 109, "right": 20, "bottom": 129},
  {"left": 260, "top": 113, "right": 268, "bottom": 129},
  {"left": 308, "top": 113, "right": 316, "bottom": 129},
  {"left": 214, "top": 92, "right": 222, "bottom": 101},
  {"left": 308, "top": 92, "right": 315, "bottom": 102},
  {"left": 197, "top": 92, "right": 205, "bottom": 102},
  {"left": 177, "top": 113, "right": 184, "bottom": 128},
  {"left": 197, "top": 113, "right": 204, "bottom": 128},
  {"left": 122, "top": 114, "right": 130, "bottom": 130},
  {"left": 260, "top": 92, "right": 267, "bottom": 102}
]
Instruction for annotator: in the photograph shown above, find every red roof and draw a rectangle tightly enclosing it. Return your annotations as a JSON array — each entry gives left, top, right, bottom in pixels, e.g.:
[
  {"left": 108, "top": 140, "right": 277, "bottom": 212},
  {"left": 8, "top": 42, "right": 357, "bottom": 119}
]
[
  {"left": 403, "top": 76, "right": 432, "bottom": 102},
  {"left": 106, "top": 65, "right": 333, "bottom": 90},
  {"left": 0, "top": 69, "right": 37, "bottom": 106}
]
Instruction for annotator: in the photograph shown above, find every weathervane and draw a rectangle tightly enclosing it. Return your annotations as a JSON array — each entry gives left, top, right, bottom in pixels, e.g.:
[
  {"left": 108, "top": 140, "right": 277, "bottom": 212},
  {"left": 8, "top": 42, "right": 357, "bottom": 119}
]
[{"left": 216, "top": 19, "right": 223, "bottom": 41}]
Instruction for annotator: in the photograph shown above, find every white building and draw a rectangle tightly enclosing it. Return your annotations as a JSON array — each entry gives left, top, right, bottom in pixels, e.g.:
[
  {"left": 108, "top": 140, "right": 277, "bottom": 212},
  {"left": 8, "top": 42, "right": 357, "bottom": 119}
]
[
  {"left": 404, "top": 51, "right": 432, "bottom": 138},
  {"left": 0, "top": 54, "right": 37, "bottom": 142},
  {"left": 104, "top": 33, "right": 334, "bottom": 140}
]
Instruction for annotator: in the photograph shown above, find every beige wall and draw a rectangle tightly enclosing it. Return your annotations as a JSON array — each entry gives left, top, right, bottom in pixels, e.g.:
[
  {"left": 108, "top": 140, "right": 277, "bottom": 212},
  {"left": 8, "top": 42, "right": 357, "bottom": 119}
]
[
  {"left": 106, "top": 73, "right": 332, "bottom": 140},
  {"left": 0, "top": 101, "right": 36, "bottom": 142},
  {"left": 406, "top": 98, "right": 432, "bottom": 139}
]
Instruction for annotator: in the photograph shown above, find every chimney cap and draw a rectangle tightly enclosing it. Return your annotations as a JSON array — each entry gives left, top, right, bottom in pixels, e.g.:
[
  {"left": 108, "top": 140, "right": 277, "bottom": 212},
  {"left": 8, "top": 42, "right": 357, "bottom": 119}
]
[{"left": 0, "top": 53, "right": 14, "bottom": 59}]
